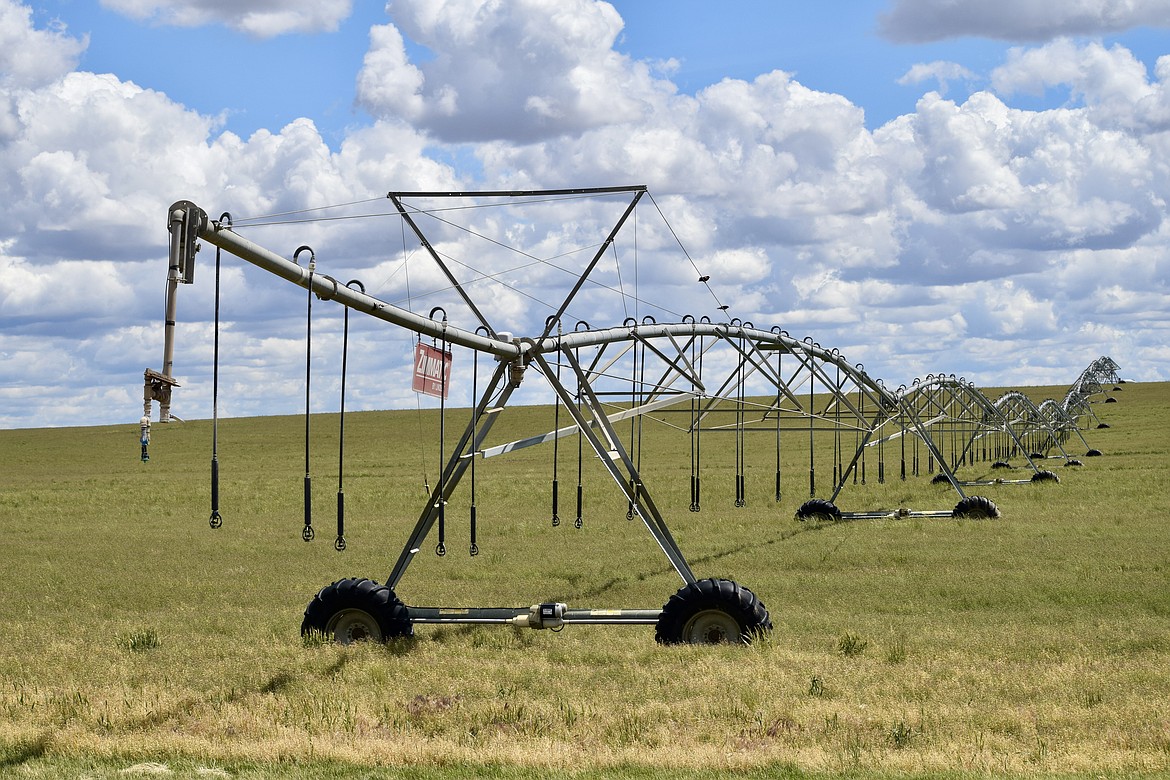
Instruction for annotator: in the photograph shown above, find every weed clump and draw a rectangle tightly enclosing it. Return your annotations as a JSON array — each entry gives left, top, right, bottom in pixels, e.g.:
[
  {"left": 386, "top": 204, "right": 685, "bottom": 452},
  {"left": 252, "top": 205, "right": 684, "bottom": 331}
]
[
  {"left": 124, "top": 628, "right": 160, "bottom": 653},
  {"left": 837, "top": 632, "right": 868, "bottom": 657},
  {"left": 889, "top": 719, "right": 914, "bottom": 749},
  {"left": 885, "top": 634, "right": 908, "bottom": 664}
]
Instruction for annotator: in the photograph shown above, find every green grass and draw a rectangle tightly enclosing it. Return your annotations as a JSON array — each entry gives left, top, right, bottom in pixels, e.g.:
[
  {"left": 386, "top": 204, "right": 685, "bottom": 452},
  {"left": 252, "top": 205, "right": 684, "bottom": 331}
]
[{"left": 1, "top": 381, "right": 1168, "bottom": 778}]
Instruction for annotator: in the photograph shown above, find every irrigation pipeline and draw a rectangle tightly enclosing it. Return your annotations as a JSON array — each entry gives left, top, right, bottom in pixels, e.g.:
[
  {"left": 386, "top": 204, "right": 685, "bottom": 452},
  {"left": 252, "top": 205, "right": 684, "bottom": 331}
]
[{"left": 177, "top": 204, "right": 1109, "bottom": 488}]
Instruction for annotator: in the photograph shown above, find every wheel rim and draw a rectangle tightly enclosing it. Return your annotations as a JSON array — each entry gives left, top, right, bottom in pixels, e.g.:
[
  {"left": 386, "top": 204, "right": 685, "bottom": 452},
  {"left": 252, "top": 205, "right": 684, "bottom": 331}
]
[
  {"left": 326, "top": 609, "right": 383, "bottom": 644},
  {"left": 682, "top": 609, "right": 741, "bottom": 644}
]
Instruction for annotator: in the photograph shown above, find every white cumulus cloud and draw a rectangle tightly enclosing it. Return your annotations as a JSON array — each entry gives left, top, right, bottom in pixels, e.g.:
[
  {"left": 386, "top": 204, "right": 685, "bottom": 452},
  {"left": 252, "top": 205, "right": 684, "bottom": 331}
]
[
  {"left": 356, "top": 0, "right": 672, "bottom": 142},
  {"left": 0, "top": 0, "right": 86, "bottom": 89},
  {"left": 880, "top": 0, "right": 1170, "bottom": 43},
  {"left": 991, "top": 38, "right": 1170, "bottom": 132},
  {"left": 99, "top": 0, "right": 353, "bottom": 37},
  {"left": 898, "top": 60, "right": 978, "bottom": 95},
  {"left": 1, "top": 0, "right": 1168, "bottom": 428}
]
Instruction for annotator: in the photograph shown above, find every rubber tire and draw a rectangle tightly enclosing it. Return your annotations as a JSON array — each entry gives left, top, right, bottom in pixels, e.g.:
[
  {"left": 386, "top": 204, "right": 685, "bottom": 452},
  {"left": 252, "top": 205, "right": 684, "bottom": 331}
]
[
  {"left": 991, "top": 460, "right": 1013, "bottom": 470},
  {"left": 301, "top": 578, "right": 413, "bottom": 644},
  {"left": 1031, "top": 470, "right": 1060, "bottom": 484},
  {"left": 1105, "top": 397, "right": 1117, "bottom": 403},
  {"left": 655, "top": 578, "right": 772, "bottom": 645},
  {"left": 1086, "top": 449, "right": 1103, "bottom": 457},
  {"left": 952, "top": 495, "right": 1000, "bottom": 519},
  {"left": 931, "top": 473, "right": 952, "bottom": 485},
  {"left": 795, "top": 498, "right": 842, "bottom": 523},
  {"left": 1096, "top": 424, "right": 1110, "bottom": 429},
  {"left": 1064, "top": 459, "right": 1083, "bottom": 467}
]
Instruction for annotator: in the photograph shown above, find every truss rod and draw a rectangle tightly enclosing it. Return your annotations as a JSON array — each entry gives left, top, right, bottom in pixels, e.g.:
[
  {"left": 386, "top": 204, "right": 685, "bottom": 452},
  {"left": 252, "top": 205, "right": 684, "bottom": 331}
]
[
  {"left": 481, "top": 391, "right": 698, "bottom": 459},
  {"left": 388, "top": 185, "right": 647, "bottom": 199},
  {"left": 194, "top": 214, "right": 519, "bottom": 358},
  {"left": 389, "top": 194, "right": 498, "bottom": 338},
  {"left": 531, "top": 347, "right": 697, "bottom": 585},
  {"left": 386, "top": 359, "right": 517, "bottom": 589},
  {"left": 540, "top": 189, "right": 647, "bottom": 341}
]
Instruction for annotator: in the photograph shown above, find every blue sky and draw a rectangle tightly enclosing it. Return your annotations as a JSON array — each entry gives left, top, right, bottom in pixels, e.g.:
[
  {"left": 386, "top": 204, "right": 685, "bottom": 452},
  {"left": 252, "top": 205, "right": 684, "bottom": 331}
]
[
  {"left": 2, "top": 0, "right": 1170, "bottom": 428},
  {"left": 40, "top": 0, "right": 1170, "bottom": 139}
]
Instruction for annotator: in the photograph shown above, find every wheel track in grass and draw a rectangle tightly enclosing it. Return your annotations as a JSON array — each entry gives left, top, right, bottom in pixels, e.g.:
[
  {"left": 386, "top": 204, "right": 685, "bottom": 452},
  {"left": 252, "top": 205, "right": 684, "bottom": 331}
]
[{"left": 562, "top": 521, "right": 832, "bottom": 601}]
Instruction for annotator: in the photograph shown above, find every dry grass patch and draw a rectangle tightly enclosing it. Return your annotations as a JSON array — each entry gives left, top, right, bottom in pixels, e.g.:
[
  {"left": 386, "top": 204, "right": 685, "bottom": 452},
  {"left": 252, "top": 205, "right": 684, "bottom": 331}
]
[{"left": 2, "top": 382, "right": 1169, "bottom": 778}]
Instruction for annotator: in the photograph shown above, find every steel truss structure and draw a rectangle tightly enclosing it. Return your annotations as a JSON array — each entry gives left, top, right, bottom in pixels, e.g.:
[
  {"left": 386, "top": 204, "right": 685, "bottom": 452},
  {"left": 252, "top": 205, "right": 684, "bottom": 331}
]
[
  {"left": 863, "top": 360, "right": 1116, "bottom": 494},
  {"left": 866, "top": 377, "right": 1060, "bottom": 494},
  {"left": 1061, "top": 356, "right": 1123, "bottom": 427},
  {"left": 145, "top": 189, "right": 1112, "bottom": 645},
  {"left": 973, "top": 356, "right": 1120, "bottom": 474},
  {"left": 990, "top": 392, "right": 1088, "bottom": 469}
]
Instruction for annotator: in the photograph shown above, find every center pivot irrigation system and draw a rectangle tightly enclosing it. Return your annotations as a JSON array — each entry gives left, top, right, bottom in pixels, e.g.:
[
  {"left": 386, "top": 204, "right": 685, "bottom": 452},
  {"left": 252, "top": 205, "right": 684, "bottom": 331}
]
[{"left": 142, "top": 186, "right": 1110, "bottom": 645}]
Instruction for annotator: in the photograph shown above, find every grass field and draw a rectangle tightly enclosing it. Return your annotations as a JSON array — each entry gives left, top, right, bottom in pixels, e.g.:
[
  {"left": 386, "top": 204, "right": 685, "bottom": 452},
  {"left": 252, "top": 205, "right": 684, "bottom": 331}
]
[{"left": 1, "top": 379, "right": 1168, "bottom": 779}]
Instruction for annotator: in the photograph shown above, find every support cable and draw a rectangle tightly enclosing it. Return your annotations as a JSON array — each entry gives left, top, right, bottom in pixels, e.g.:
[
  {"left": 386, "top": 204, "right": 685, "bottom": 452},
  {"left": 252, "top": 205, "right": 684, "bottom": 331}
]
[
  {"left": 735, "top": 334, "right": 746, "bottom": 507},
  {"left": 626, "top": 327, "right": 640, "bottom": 520},
  {"left": 401, "top": 220, "right": 432, "bottom": 497},
  {"left": 335, "top": 279, "right": 364, "bottom": 552},
  {"left": 434, "top": 308, "right": 449, "bottom": 557},
  {"left": 808, "top": 366, "right": 816, "bottom": 498},
  {"left": 208, "top": 213, "right": 230, "bottom": 529},
  {"left": 646, "top": 191, "right": 728, "bottom": 314},
  {"left": 634, "top": 320, "right": 648, "bottom": 517},
  {"left": 833, "top": 361, "right": 843, "bottom": 489},
  {"left": 551, "top": 321, "right": 562, "bottom": 527},
  {"left": 689, "top": 325, "right": 703, "bottom": 512},
  {"left": 911, "top": 413, "right": 919, "bottom": 478},
  {"left": 899, "top": 402, "right": 906, "bottom": 481},
  {"left": 469, "top": 336, "right": 481, "bottom": 556},
  {"left": 630, "top": 217, "right": 644, "bottom": 520},
  {"left": 856, "top": 384, "right": 864, "bottom": 486},
  {"left": 774, "top": 344, "right": 782, "bottom": 503},
  {"left": 295, "top": 245, "right": 315, "bottom": 543},
  {"left": 575, "top": 344, "right": 584, "bottom": 530}
]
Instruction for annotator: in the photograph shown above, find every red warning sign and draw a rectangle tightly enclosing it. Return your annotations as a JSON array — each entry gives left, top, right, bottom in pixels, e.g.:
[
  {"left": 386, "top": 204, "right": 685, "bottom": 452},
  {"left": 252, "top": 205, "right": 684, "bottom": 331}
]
[{"left": 413, "top": 342, "right": 452, "bottom": 399}]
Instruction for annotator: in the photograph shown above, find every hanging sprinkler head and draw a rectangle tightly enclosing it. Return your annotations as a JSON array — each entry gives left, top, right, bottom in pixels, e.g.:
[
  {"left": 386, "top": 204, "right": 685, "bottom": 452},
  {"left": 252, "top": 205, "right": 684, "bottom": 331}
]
[{"left": 139, "top": 416, "right": 151, "bottom": 462}]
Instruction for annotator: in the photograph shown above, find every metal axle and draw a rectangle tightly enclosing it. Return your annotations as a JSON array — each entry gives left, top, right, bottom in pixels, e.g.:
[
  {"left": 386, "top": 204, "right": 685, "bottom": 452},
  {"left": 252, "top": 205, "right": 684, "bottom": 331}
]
[{"left": 406, "top": 603, "right": 661, "bottom": 629}]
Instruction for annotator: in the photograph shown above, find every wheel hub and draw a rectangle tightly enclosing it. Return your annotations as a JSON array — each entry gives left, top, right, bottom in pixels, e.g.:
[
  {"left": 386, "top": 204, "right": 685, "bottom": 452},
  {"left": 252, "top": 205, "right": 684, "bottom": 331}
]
[
  {"left": 683, "top": 609, "right": 741, "bottom": 644},
  {"left": 327, "top": 608, "right": 383, "bottom": 644}
]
